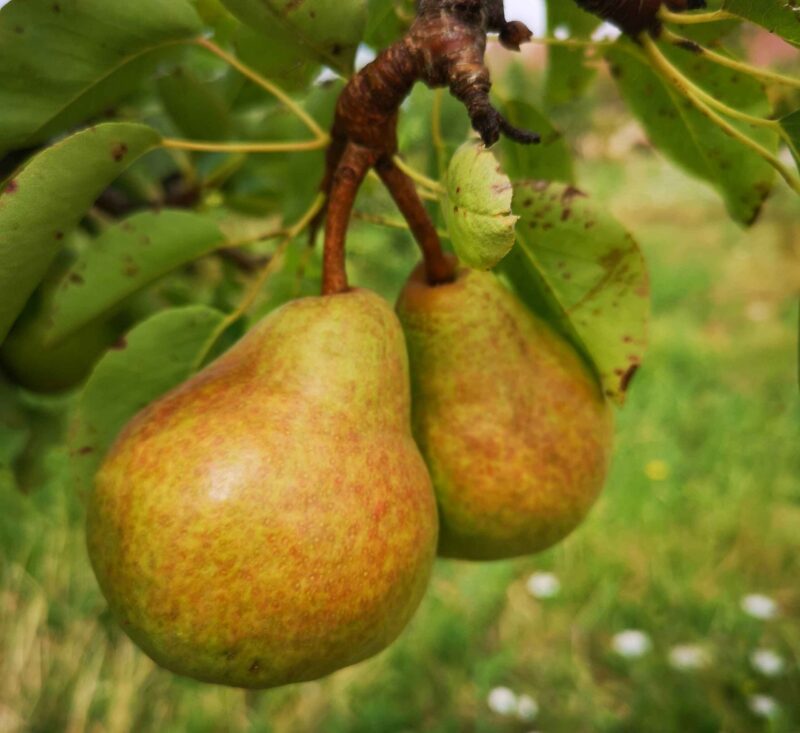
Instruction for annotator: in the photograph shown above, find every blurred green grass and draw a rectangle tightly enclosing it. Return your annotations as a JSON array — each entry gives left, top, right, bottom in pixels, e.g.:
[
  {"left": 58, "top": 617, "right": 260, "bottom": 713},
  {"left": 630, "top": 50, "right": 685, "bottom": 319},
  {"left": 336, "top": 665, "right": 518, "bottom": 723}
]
[{"left": 1, "top": 151, "right": 799, "bottom": 733}]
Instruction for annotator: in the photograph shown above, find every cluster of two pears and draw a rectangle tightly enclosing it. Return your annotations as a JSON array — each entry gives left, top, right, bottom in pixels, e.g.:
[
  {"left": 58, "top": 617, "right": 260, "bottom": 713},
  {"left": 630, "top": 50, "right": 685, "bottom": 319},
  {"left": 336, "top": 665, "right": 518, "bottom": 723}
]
[{"left": 87, "top": 263, "right": 612, "bottom": 688}]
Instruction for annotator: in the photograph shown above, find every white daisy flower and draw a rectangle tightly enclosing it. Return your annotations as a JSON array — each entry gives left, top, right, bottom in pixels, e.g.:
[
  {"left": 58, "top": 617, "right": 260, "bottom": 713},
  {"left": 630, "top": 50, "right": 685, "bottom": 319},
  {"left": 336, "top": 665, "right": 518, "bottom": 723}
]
[
  {"left": 516, "top": 694, "right": 539, "bottom": 721},
  {"left": 526, "top": 572, "right": 561, "bottom": 599},
  {"left": 611, "top": 630, "right": 652, "bottom": 658},
  {"left": 741, "top": 594, "right": 778, "bottom": 620},
  {"left": 748, "top": 694, "right": 779, "bottom": 719},
  {"left": 750, "top": 649, "right": 785, "bottom": 677},
  {"left": 668, "top": 644, "right": 710, "bottom": 671},
  {"left": 487, "top": 687, "right": 517, "bottom": 716}
]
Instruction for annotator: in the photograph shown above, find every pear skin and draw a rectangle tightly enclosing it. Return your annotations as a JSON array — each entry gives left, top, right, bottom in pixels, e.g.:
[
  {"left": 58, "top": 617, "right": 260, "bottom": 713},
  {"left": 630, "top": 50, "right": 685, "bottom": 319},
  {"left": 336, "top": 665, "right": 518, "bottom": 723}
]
[
  {"left": 87, "top": 289, "right": 438, "bottom": 688},
  {"left": 396, "top": 265, "right": 613, "bottom": 560}
]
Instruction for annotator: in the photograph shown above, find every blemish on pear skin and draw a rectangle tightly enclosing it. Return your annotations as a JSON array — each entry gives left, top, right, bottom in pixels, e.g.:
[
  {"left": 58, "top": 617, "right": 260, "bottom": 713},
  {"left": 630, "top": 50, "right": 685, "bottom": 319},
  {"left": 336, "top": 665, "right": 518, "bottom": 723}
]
[
  {"left": 249, "top": 660, "right": 261, "bottom": 673},
  {"left": 620, "top": 364, "right": 638, "bottom": 391},
  {"left": 69, "top": 272, "right": 84, "bottom": 285},
  {"left": 55, "top": 230, "right": 64, "bottom": 240},
  {"left": 4, "top": 180, "right": 18, "bottom": 194},
  {"left": 111, "top": 337, "right": 127, "bottom": 350},
  {"left": 78, "top": 446, "right": 94, "bottom": 455}
]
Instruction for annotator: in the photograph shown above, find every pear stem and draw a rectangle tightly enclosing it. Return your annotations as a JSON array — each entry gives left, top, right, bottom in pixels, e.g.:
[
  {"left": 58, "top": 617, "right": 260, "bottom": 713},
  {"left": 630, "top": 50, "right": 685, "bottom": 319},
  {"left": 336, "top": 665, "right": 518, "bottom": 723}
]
[
  {"left": 375, "top": 158, "right": 456, "bottom": 285},
  {"left": 321, "top": 145, "right": 373, "bottom": 295}
]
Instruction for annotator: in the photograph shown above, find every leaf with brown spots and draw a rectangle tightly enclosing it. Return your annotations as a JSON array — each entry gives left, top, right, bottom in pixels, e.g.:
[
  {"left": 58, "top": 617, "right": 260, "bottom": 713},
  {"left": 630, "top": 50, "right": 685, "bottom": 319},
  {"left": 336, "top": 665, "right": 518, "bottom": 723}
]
[
  {"left": 499, "top": 180, "right": 649, "bottom": 405},
  {"left": 220, "top": 0, "right": 365, "bottom": 75},
  {"left": 0, "top": 123, "right": 161, "bottom": 344},
  {"left": 721, "top": 0, "right": 800, "bottom": 48},
  {"left": 442, "top": 142, "right": 517, "bottom": 270},
  {"left": 69, "top": 305, "right": 226, "bottom": 494},
  {"left": 44, "top": 210, "right": 225, "bottom": 345},
  {"left": 544, "top": 0, "right": 600, "bottom": 107},
  {"left": 605, "top": 38, "right": 776, "bottom": 226},
  {"left": 496, "top": 98, "right": 574, "bottom": 184}
]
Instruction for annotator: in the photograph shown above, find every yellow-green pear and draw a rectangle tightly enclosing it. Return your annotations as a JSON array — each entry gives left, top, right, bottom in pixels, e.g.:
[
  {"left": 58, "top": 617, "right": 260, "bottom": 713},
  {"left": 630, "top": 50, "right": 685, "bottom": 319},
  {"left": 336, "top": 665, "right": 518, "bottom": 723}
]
[
  {"left": 396, "top": 264, "right": 613, "bottom": 560},
  {"left": 87, "top": 289, "right": 438, "bottom": 688}
]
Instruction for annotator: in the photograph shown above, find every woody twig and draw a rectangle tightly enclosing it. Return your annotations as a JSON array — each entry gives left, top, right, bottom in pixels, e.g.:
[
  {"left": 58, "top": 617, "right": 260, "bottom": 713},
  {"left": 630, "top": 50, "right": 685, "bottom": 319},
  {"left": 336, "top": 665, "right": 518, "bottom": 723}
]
[{"left": 313, "top": 0, "right": 541, "bottom": 295}]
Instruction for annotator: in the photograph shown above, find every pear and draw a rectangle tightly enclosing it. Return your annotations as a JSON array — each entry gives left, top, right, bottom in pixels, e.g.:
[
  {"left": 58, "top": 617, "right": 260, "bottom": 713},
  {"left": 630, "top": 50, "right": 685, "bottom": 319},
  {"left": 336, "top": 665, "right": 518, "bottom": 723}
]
[
  {"left": 396, "top": 264, "right": 613, "bottom": 560},
  {"left": 87, "top": 289, "right": 438, "bottom": 688}
]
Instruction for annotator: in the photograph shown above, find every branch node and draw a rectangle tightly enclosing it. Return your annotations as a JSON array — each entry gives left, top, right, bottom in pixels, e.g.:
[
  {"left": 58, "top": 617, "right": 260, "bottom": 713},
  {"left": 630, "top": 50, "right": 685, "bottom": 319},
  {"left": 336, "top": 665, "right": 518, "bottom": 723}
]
[{"left": 315, "top": 0, "right": 539, "bottom": 292}]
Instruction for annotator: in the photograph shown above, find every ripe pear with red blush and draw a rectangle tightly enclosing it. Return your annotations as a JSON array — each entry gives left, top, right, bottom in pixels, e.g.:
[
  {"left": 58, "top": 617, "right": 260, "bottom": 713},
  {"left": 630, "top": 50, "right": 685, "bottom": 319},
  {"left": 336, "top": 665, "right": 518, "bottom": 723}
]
[
  {"left": 87, "top": 289, "right": 438, "bottom": 688},
  {"left": 396, "top": 264, "right": 613, "bottom": 560}
]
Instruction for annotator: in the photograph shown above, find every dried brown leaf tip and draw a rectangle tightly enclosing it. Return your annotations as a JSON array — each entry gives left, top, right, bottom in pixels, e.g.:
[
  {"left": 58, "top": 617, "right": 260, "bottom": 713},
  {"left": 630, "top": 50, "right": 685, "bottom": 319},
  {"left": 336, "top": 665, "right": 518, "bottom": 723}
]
[{"left": 315, "top": 0, "right": 540, "bottom": 295}]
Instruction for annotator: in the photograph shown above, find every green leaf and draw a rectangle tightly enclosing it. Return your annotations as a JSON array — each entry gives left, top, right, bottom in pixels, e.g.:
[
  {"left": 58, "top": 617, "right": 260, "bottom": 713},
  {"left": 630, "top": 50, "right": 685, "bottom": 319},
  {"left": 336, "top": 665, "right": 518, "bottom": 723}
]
[
  {"left": 219, "top": 0, "right": 366, "bottom": 74},
  {"left": 158, "top": 67, "right": 233, "bottom": 141},
  {"left": 0, "top": 0, "right": 201, "bottom": 151},
  {"left": 780, "top": 108, "right": 800, "bottom": 167},
  {"left": 233, "top": 24, "right": 319, "bottom": 92},
  {"left": 398, "top": 85, "right": 470, "bottom": 177},
  {"left": 722, "top": 0, "right": 800, "bottom": 47},
  {"left": 673, "top": 0, "right": 741, "bottom": 45},
  {"left": 69, "top": 305, "right": 225, "bottom": 494},
  {"left": 364, "top": 0, "right": 413, "bottom": 48},
  {"left": 500, "top": 180, "right": 649, "bottom": 405},
  {"left": 606, "top": 40, "right": 776, "bottom": 226},
  {"left": 46, "top": 211, "right": 226, "bottom": 344},
  {"left": 545, "top": 1, "right": 600, "bottom": 107},
  {"left": 442, "top": 142, "right": 517, "bottom": 270},
  {"left": 225, "top": 80, "right": 342, "bottom": 219},
  {"left": 496, "top": 99, "right": 574, "bottom": 183},
  {"left": 0, "top": 123, "right": 162, "bottom": 344}
]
